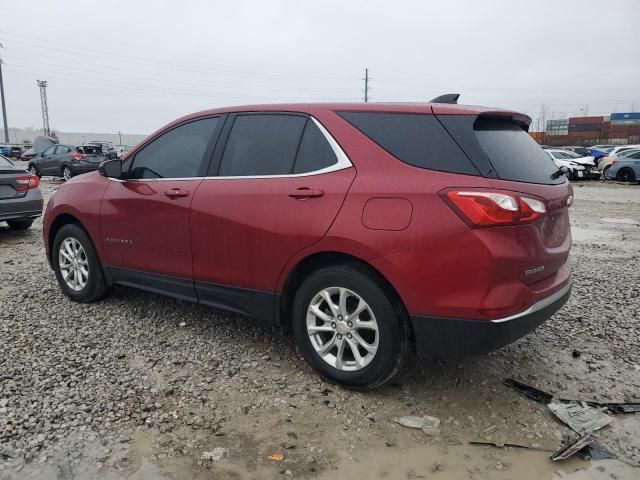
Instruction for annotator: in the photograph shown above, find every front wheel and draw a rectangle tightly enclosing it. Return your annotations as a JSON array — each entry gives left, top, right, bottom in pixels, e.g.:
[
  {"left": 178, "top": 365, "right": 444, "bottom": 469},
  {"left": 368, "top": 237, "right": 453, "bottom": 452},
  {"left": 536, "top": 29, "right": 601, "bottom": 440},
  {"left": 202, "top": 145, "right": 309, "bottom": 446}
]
[
  {"left": 603, "top": 164, "right": 612, "bottom": 180},
  {"left": 292, "top": 264, "right": 408, "bottom": 389},
  {"left": 28, "top": 164, "right": 40, "bottom": 177},
  {"left": 52, "top": 224, "right": 109, "bottom": 302}
]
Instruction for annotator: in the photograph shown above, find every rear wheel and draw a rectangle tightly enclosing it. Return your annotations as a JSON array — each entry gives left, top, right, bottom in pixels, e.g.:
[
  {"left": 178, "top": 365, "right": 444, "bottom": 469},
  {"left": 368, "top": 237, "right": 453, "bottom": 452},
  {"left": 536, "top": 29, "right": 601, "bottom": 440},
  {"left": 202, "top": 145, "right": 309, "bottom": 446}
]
[
  {"left": 617, "top": 168, "right": 636, "bottom": 183},
  {"left": 52, "top": 224, "right": 109, "bottom": 302},
  {"left": 292, "top": 264, "right": 408, "bottom": 389},
  {"left": 603, "top": 164, "right": 612, "bottom": 180},
  {"left": 7, "top": 218, "right": 33, "bottom": 230},
  {"left": 62, "top": 166, "right": 72, "bottom": 181}
]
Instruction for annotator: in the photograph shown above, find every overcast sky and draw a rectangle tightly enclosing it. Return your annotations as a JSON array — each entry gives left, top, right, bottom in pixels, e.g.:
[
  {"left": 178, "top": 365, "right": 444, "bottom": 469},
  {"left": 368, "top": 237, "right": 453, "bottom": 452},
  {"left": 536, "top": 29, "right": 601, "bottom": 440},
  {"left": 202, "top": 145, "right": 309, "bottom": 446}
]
[{"left": 1, "top": 0, "right": 638, "bottom": 134}]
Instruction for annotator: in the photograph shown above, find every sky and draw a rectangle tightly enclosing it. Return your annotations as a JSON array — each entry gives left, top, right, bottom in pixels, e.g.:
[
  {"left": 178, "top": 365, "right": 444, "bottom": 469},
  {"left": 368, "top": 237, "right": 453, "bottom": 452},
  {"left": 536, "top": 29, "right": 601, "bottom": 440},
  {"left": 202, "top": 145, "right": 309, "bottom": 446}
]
[{"left": 0, "top": 0, "right": 638, "bottom": 135}]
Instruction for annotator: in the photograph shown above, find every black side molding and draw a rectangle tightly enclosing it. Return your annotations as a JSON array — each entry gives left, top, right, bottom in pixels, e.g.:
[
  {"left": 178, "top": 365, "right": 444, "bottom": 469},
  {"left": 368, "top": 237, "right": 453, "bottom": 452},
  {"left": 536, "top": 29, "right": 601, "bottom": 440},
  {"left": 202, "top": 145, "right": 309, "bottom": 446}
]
[{"left": 429, "top": 93, "right": 460, "bottom": 104}]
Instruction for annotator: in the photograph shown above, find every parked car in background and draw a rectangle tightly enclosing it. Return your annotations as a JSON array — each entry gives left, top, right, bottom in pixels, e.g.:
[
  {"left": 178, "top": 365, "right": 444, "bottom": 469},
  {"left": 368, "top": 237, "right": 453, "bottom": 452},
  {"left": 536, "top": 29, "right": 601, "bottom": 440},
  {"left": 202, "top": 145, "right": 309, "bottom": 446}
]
[
  {"left": 0, "top": 155, "right": 43, "bottom": 230},
  {"left": 590, "top": 144, "right": 616, "bottom": 153},
  {"left": 562, "top": 146, "right": 590, "bottom": 156},
  {"left": 20, "top": 148, "right": 37, "bottom": 161},
  {"left": 608, "top": 154, "right": 640, "bottom": 183},
  {"left": 0, "top": 145, "right": 11, "bottom": 156},
  {"left": 88, "top": 140, "right": 117, "bottom": 159},
  {"left": 599, "top": 148, "right": 640, "bottom": 179},
  {"left": 28, "top": 144, "right": 107, "bottom": 180},
  {"left": 607, "top": 145, "right": 640, "bottom": 159},
  {"left": 115, "top": 145, "right": 132, "bottom": 158},
  {"left": 544, "top": 149, "right": 599, "bottom": 179},
  {"left": 8, "top": 146, "right": 24, "bottom": 158},
  {"left": 43, "top": 101, "right": 572, "bottom": 388}
]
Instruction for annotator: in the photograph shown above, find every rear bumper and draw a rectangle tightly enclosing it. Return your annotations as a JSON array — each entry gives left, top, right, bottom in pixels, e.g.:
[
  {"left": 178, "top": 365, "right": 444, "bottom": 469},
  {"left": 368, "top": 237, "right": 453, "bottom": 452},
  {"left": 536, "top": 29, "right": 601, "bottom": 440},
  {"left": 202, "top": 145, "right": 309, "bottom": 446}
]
[
  {"left": 0, "top": 189, "right": 44, "bottom": 221},
  {"left": 410, "top": 281, "right": 571, "bottom": 358}
]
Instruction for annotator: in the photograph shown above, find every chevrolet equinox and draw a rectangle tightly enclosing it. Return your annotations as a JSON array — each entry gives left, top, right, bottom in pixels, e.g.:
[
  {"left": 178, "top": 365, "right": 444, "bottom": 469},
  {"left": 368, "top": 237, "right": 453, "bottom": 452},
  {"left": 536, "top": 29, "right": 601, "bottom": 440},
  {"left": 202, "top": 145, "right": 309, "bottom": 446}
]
[{"left": 44, "top": 99, "right": 572, "bottom": 388}]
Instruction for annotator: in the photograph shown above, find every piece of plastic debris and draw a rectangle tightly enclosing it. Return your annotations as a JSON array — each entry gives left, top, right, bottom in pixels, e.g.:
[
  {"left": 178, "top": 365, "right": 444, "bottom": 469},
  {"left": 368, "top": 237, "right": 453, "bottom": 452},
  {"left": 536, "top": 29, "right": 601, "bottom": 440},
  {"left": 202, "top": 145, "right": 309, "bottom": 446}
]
[
  {"left": 178, "top": 321, "right": 186, "bottom": 327},
  {"left": 200, "top": 447, "right": 227, "bottom": 462},
  {"left": 481, "top": 424, "right": 498, "bottom": 436},
  {"left": 396, "top": 415, "right": 441, "bottom": 436},
  {"left": 267, "top": 453, "right": 284, "bottom": 461},
  {"left": 551, "top": 434, "right": 593, "bottom": 461},
  {"left": 547, "top": 401, "right": 612, "bottom": 435},
  {"left": 504, "top": 378, "right": 640, "bottom": 414},
  {"left": 421, "top": 415, "right": 441, "bottom": 436},
  {"left": 469, "top": 441, "right": 552, "bottom": 452},
  {"left": 577, "top": 441, "right": 616, "bottom": 460},
  {"left": 503, "top": 378, "right": 553, "bottom": 404},
  {"left": 396, "top": 416, "right": 425, "bottom": 429}
]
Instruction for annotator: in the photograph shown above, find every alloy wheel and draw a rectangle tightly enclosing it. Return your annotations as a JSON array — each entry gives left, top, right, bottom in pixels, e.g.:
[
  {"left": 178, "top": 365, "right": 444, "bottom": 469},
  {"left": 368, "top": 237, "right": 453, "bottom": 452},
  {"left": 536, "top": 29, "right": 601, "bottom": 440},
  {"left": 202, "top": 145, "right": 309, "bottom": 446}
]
[
  {"left": 63, "top": 167, "right": 72, "bottom": 181},
  {"left": 306, "top": 287, "right": 379, "bottom": 371},
  {"left": 29, "top": 165, "right": 37, "bottom": 175},
  {"left": 58, "top": 237, "right": 89, "bottom": 291}
]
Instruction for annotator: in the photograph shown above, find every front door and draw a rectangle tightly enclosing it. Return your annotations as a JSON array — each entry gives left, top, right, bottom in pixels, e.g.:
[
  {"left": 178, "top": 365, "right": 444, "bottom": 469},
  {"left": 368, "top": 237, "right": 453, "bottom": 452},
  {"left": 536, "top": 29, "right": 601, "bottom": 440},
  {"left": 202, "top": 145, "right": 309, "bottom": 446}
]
[
  {"left": 38, "top": 145, "right": 58, "bottom": 175},
  {"left": 99, "top": 116, "right": 222, "bottom": 300},
  {"left": 190, "top": 113, "right": 355, "bottom": 319}
]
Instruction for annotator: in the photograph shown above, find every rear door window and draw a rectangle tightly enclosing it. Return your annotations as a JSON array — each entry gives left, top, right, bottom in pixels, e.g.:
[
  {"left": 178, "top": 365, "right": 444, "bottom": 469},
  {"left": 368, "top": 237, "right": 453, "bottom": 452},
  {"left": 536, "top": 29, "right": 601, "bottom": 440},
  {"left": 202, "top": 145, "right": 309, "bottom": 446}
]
[
  {"left": 218, "top": 114, "right": 307, "bottom": 176},
  {"left": 339, "top": 112, "right": 478, "bottom": 175},
  {"left": 293, "top": 121, "right": 338, "bottom": 174}
]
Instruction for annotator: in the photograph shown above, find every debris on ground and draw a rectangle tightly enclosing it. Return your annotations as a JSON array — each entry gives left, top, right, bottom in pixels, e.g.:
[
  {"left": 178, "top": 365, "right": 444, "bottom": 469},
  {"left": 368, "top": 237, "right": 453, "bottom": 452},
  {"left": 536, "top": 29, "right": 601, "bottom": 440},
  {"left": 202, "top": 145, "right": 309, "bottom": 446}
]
[
  {"left": 468, "top": 441, "right": 551, "bottom": 452},
  {"left": 200, "top": 447, "right": 227, "bottom": 463},
  {"left": 396, "top": 415, "right": 441, "bottom": 436},
  {"left": 547, "top": 401, "right": 612, "bottom": 435},
  {"left": 503, "top": 378, "right": 640, "bottom": 414},
  {"left": 267, "top": 453, "right": 284, "bottom": 461},
  {"left": 551, "top": 434, "right": 594, "bottom": 461},
  {"left": 576, "top": 441, "right": 617, "bottom": 461}
]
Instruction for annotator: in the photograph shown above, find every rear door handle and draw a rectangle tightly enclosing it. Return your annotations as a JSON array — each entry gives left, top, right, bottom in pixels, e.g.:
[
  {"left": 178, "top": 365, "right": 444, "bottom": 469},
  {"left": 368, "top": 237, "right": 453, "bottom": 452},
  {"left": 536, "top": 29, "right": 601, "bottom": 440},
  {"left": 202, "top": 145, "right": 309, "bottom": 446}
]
[
  {"left": 288, "top": 187, "right": 324, "bottom": 199},
  {"left": 164, "top": 188, "right": 190, "bottom": 198}
]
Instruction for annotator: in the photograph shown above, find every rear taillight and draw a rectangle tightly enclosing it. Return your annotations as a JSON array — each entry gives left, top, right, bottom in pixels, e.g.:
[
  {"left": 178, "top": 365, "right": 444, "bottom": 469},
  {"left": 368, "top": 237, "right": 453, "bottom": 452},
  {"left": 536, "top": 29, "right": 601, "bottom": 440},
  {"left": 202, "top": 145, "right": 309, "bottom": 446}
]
[
  {"left": 71, "top": 153, "right": 87, "bottom": 160},
  {"left": 15, "top": 175, "right": 40, "bottom": 191},
  {"left": 442, "top": 190, "right": 547, "bottom": 227},
  {"left": 611, "top": 159, "right": 618, "bottom": 164}
]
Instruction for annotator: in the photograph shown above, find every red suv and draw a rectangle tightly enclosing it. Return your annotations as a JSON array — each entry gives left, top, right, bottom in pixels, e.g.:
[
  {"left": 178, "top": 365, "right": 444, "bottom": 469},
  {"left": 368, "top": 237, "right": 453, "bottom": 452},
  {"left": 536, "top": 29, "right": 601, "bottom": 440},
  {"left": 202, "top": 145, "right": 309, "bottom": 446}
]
[{"left": 44, "top": 101, "right": 572, "bottom": 388}]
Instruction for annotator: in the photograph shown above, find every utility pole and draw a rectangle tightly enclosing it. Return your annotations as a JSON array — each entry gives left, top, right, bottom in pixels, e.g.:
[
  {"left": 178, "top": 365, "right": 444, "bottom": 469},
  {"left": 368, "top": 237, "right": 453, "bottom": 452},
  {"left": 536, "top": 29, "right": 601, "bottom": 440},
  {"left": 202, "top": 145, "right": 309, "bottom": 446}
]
[
  {"left": 37, "top": 80, "right": 50, "bottom": 137},
  {"left": 0, "top": 43, "right": 9, "bottom": 144},
  {"left": 118, "top": 131, "right": 122, "bottom": 145},
  {"left": 363, "top": 68, "right": 370, "bottom": 103}
]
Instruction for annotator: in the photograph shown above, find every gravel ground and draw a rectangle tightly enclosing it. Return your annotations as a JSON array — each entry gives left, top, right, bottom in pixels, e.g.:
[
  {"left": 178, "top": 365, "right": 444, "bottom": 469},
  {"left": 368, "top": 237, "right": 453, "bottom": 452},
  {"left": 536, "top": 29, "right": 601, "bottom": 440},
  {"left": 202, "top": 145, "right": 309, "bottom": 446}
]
[{"left": 1, "top": 178, "right": 639, "bottom": 479}]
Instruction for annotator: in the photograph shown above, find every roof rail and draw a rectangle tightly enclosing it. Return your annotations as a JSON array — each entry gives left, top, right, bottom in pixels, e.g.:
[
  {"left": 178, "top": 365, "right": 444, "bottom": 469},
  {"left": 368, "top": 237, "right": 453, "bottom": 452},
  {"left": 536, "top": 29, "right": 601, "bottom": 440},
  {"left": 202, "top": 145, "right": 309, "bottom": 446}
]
[{"left": 429, "top": 93, "right": 460, "bottom": 104}]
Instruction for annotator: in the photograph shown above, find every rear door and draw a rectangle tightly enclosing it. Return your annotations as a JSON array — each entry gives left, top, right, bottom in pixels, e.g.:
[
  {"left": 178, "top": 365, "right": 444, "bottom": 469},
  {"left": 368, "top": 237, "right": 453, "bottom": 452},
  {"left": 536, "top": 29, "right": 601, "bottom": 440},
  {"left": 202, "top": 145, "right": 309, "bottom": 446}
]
[
  {"left": 190, "top": 113, "right": 355, "bottom": 318},
  {"left": 100, "top": 116, "right": 223, "bottom": 299}
]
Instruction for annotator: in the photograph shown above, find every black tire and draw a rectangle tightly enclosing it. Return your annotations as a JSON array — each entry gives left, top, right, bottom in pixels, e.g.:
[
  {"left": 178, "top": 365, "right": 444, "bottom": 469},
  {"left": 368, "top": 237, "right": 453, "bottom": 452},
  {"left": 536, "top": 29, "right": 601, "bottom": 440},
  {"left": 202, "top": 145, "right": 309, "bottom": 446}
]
[
  {"left": 62, "top": 165, "right": 73, "bottom": 181},
  {"left": 28, "top": 164, "right": 40, "bottom": 177},
  {"left": 52, "top": 223, "right": 109, "bottom": 302},
  {"left": 603, "top": 164, "right": 612, "bottom": 180},
  {"left": 7, "top": 218, "right": 33, "bottom": 230},
  {"left": 617, "top": 168, "right": 636, "bottom": 183},
  {"left": 291, "top": 264, "right": 408, "bottom": 389}
]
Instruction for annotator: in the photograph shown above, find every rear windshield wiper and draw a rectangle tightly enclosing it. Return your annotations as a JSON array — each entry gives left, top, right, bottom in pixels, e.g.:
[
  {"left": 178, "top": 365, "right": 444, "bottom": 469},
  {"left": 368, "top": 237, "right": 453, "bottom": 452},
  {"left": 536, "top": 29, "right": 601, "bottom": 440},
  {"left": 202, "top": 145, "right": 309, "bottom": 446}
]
[{"left": 551, "top": 166, "right": 568, "bottom": 179}]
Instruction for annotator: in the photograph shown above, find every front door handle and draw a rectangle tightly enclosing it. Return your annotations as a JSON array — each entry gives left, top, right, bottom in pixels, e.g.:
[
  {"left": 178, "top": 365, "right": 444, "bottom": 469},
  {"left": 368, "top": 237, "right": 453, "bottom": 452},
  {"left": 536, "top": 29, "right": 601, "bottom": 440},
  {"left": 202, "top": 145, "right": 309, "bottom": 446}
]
[
  {"left": 164, "top": 188, "right": 190, "bottom": 198},
  {"left": 288, "top": 187, "right": 324, "bottom": 199}
]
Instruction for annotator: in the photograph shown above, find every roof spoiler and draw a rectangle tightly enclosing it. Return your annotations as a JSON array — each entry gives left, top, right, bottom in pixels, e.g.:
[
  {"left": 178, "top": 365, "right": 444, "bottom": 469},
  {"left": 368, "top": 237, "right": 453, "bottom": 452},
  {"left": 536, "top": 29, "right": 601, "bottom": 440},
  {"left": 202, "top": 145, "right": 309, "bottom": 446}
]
[{"left": 429, "top": 93, "right": 460, "bottom": 104}]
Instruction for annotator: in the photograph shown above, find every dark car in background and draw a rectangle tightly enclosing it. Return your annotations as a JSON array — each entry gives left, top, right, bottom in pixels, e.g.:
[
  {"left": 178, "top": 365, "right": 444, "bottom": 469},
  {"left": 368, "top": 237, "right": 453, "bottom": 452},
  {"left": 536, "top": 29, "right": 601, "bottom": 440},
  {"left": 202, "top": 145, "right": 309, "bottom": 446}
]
[
  {"left": 88, "top": 140, "right": 117, "bottom": 159},
  {"left": 28, "top": 144, "right": 107, "bottom": 180},
  {"left": 0, "top": 155, "right": 43, "bottom": 230}
]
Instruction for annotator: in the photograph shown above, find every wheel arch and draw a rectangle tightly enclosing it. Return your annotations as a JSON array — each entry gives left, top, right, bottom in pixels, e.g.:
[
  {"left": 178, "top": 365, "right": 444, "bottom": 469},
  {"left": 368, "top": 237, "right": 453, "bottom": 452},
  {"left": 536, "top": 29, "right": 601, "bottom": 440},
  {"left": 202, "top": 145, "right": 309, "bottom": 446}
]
[
  {"left": 48, "top": 213, "right": 98, "bottom": 265},
  {"left": 277, "top": 251, "right": 412, "bottom": 340}
]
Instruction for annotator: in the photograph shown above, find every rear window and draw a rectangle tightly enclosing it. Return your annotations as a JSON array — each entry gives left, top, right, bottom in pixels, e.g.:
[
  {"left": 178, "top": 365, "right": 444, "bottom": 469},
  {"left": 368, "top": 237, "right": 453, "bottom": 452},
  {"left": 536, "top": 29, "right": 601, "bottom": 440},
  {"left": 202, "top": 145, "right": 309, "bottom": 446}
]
[
  {"left": 339, "top": 112, "right": 479, "bottom": 175},
  {"left": 474, "top": 119, "right": 563, "bottom": 184}
]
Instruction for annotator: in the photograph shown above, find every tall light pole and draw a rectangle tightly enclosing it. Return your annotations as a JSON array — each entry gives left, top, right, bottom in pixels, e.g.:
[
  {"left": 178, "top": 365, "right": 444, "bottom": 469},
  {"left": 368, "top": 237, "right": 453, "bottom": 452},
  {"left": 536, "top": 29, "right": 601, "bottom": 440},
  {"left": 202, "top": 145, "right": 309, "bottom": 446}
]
[
  {"left": 0, "top": 43, "right": 9, "bottom": 144},
  {"left": 37, "top": 80, "right": 50, "bottom": 136}
]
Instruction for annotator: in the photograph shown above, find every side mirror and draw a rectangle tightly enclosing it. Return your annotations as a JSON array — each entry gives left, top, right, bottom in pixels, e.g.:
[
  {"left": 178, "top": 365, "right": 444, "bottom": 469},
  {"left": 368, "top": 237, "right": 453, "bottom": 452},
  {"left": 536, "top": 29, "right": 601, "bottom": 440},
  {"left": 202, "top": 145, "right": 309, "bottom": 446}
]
[{"left": 99, "top": 159, "right": 123, "bottom": 178}]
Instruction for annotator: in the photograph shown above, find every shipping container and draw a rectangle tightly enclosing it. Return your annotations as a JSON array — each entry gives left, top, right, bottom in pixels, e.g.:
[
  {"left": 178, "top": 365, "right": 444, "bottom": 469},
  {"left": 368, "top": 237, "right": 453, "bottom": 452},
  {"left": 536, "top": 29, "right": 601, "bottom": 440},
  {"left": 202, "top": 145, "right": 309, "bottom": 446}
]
[
  {"left": 611, "top": 112, "right": 640, "bottom": 121},
  {"left": 569, "top": 116, "right": 605, "bottom": 125},
  {"left": 569, "top": 123, "right": 603, "bottom": 132}
]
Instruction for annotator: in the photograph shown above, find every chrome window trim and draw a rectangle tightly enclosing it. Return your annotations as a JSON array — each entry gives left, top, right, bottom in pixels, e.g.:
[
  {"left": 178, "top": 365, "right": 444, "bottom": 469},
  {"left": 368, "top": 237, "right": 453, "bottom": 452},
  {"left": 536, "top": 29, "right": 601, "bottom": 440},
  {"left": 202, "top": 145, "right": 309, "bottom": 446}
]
[
  {"left": 490, "top": 281, "right": 571, "bottom": 324},
  {"left": 109, "top": 115, "right": 352, "bottom": 183}
]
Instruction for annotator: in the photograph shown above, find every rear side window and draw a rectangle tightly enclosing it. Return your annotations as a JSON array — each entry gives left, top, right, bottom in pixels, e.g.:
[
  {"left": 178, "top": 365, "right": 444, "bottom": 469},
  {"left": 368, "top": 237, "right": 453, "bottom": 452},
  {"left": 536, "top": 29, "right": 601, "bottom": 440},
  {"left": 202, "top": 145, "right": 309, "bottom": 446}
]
[
  {"left": 339, "top": 112, "right": 478, "bottom": 175},
  {"left": 55, "top": 146, "right": 71, "bottom": 154},
  {"left": 474, "top": 119, "right": 563, "bottom": 184},
  {"left": 129, "top": 117, "right": 219, "bottom": 179},
  {"left": 219, "top": 114, "right": 307, "bottom": 176},
  {"left": 293, "top": 121, "right": 337, "bottom": 174}
]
